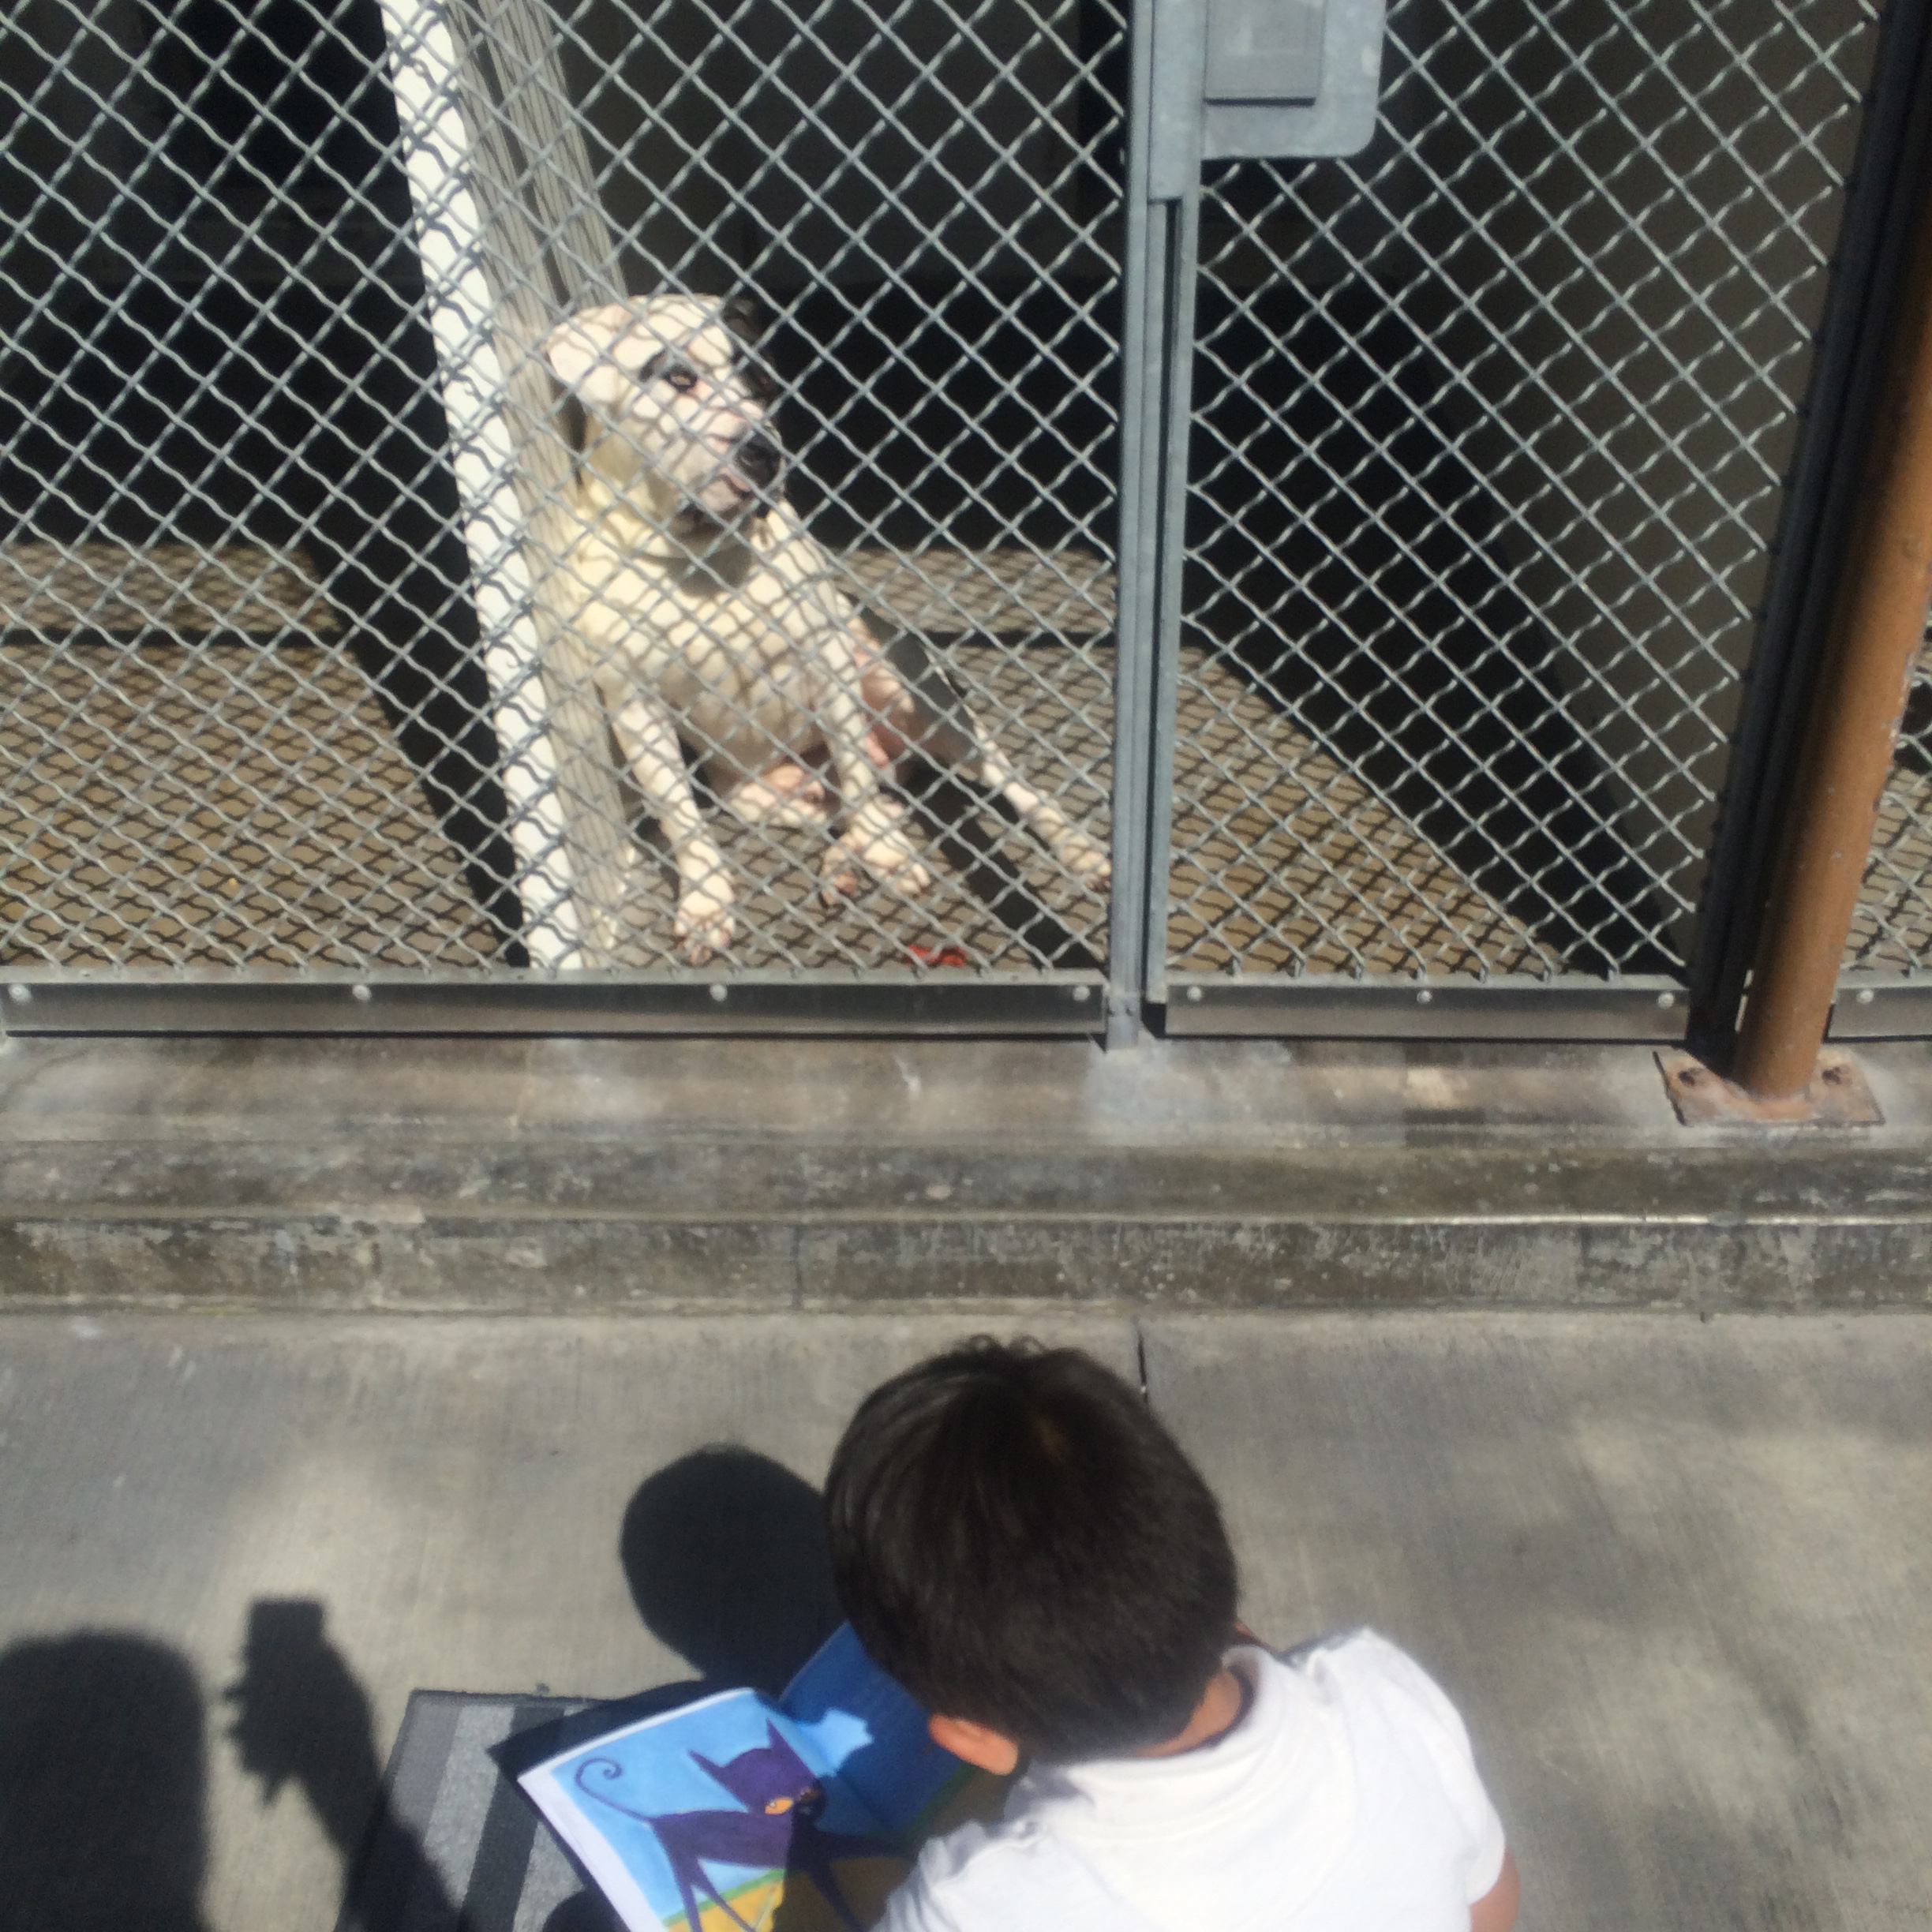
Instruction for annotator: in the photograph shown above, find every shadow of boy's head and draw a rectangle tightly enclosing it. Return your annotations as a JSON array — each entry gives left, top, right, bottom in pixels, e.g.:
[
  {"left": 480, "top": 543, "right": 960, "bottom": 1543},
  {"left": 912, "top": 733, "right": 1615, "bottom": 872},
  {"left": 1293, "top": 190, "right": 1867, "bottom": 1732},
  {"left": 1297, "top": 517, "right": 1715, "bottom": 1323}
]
[{"left": 620, "top": 1446, "right": 841, "bottom": 1695}]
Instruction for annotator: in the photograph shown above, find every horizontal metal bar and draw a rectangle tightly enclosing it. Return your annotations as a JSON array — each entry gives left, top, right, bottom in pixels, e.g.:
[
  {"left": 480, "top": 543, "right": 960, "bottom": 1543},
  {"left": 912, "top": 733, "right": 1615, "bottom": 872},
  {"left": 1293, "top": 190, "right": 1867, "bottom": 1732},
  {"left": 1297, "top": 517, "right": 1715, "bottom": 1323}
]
[
  {"left": 0, "top": 972, "right": 1108, "bottom": 1038},
  {"left": 1160, "top": 974, "right": 1690, "bottom": 1040},
  {"left": 1827, "top": 979, "right": 1932, "bottom": 1039}
]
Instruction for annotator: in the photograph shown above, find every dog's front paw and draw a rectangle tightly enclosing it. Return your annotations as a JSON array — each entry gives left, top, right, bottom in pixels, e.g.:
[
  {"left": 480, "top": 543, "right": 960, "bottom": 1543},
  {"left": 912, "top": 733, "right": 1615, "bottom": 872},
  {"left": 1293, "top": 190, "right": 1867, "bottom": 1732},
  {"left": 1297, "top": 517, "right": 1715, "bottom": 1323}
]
[
  {"left": 674, "top": 882, "right": 736, "bottom": 964},
  {"left": 1060, "top": 830, "right": 1112, "bottom": 888},
  {"left": 820, "top": 821, "right": 934, "bottom": 906}
]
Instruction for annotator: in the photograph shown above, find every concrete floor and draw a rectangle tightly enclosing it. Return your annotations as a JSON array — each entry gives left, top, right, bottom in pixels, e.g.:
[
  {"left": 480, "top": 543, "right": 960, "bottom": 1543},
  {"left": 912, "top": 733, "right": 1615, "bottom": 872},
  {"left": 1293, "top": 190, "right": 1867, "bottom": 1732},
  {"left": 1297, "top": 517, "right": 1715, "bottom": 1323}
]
[{"left": 0, "top": 1310, "right": 1927, "bottom": 1932}]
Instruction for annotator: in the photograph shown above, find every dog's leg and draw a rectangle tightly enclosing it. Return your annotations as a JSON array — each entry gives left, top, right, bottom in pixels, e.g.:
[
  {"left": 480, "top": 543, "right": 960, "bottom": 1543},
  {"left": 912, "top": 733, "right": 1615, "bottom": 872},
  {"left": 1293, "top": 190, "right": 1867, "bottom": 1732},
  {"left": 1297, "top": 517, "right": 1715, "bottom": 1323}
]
[
  {"left": 862, "top": 638, "right": 1111, "bottom": 887},
  {"left": 720, "top": 761, "right": 837, "bottom": 832},
  {"left": 972, "top": 733, "right": 1112, "bottom": 886},
  {"left": 816, "top": 623, "right": 934, "bottom": 906},
  {"left": 607, "top": 690, "right": 737, "bottom": 964}
]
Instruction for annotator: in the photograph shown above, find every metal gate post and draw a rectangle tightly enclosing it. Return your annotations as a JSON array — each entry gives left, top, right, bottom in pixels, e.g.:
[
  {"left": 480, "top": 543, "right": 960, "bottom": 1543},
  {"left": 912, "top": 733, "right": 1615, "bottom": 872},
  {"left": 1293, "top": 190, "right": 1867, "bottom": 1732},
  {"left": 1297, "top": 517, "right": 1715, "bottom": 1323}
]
[
  {"left": 1107, "top": 0, "right": 1384, "bottom": 1045},
  {"left": 1108, "top": 0, "right": 1205, "bottom": 1046},
  {"left": 1689, "top": 0, "right": 1932, "bottom": 1066},
  {"left": 1731, "top": 175, "right": 1932, "bottom": 1099}
]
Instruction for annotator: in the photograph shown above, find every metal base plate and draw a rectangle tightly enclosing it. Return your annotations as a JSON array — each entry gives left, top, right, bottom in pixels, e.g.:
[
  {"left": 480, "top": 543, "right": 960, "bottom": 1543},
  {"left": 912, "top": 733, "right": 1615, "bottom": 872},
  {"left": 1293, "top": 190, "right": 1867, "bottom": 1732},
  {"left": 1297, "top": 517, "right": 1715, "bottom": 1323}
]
[{"left": 1657, "top": 1048, "right": 1884, "bottom": 1125}]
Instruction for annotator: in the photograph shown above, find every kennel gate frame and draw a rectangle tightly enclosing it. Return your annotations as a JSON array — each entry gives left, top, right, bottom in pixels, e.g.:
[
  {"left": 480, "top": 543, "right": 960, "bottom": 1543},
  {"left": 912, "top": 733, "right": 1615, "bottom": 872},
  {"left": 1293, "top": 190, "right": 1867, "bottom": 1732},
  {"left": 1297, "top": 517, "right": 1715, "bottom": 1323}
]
[
  {"left": 2, "top": 0, "right": 1928, "bottom": 1042},
  {"left": 1144, "top": 0, "right": 1932, "bottom": 1047}
]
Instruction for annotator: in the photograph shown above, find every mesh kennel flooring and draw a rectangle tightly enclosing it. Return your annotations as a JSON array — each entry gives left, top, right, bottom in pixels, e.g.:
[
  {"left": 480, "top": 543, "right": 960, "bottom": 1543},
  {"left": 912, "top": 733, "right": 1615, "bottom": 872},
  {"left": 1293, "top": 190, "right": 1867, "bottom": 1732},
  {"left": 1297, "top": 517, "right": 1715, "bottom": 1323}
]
[
  {"left": 1, "top": 544, "right": 1543, "bottom": 981},
  {"left": 1850, "top": 760, "right": 1932, "bottom": 978},
  {"left": 0, "top": 641, "right": 503, "bottom": 971}
]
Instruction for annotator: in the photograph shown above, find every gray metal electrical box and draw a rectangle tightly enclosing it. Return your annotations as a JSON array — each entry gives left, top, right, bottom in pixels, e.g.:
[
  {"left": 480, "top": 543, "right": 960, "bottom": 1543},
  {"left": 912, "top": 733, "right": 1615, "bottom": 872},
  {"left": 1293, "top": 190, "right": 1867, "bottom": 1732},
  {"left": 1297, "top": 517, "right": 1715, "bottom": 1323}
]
[
  {"left": 1148, "top": 0, "right": 1384, "bottom": 193},
  {"left": 1204, "top": 0, "right": 1325, "bottom": 103}
]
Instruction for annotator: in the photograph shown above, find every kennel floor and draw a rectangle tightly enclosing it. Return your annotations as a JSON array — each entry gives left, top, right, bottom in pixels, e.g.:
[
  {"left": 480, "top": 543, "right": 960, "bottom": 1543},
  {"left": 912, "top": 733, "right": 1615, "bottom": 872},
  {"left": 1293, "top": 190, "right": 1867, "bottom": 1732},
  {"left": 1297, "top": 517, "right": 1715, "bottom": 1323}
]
[
  {"left": 1849, "top": 755, "right": 1932, "bottom": 979},
  {"left": 0, "top": 630, "right": 1548, "bottom": 980},
  {"left": 1, "top": 541, "right": 1565, "bottom": 981}
]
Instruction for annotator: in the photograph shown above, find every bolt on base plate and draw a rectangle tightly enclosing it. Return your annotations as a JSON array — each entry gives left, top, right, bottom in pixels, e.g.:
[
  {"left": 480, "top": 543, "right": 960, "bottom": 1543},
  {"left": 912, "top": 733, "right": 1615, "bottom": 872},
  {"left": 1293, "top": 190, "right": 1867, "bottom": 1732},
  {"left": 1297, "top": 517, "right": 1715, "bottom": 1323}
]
[{"left": 1656, "top": 1048, "right": 1884, "bottom": 1125}]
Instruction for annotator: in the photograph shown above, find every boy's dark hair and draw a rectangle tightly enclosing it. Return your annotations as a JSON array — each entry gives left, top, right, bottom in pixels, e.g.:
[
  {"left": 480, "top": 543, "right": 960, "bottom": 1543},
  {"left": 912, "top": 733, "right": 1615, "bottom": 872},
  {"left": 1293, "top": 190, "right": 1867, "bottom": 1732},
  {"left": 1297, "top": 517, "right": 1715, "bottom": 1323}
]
[{"left": 823, "top": 1337, "right": 1238, "bottom": 1763}]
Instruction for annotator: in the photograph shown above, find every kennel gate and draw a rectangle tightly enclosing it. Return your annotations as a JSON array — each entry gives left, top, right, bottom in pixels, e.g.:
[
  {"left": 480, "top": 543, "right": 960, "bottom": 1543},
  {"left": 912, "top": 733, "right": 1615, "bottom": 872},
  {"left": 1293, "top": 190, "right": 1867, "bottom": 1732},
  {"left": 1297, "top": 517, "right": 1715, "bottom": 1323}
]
[{"left": 0, "top": 0, "right": 1924, "bottom": 1039}]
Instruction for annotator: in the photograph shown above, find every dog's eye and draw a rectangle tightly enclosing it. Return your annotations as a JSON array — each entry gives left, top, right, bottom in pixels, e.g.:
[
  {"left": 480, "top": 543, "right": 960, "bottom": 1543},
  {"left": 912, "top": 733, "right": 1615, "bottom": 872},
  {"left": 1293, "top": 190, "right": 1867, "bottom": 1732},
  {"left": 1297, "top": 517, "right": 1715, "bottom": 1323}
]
[{"left": 663, "top": 361, "right": 700, "bottom": 391}]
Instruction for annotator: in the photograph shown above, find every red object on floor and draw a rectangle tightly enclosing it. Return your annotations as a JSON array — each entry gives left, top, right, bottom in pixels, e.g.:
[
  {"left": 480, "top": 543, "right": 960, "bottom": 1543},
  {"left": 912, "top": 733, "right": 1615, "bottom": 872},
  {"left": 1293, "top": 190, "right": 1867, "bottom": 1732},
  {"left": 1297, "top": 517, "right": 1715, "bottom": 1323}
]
[{"left": 908, "top": 942, "right": 971, "bottom": 968}]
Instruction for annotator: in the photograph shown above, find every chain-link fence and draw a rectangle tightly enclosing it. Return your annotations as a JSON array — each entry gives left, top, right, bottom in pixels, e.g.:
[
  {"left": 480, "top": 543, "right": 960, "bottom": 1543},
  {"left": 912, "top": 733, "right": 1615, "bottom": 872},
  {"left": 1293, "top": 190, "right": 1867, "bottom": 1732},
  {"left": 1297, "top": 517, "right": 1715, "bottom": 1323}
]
[
  {"left": 1847, "top": 624, "right": 1932, "bottom": 979},
  {"left": 2, "top": 0, "right": 1124, "bottom": 1007},
  {"left": 0, "top": 0, "right": 1904, "bottom": 1033},
  {"left": 1159, "top": 0, "right": 1881, "bottom": 1001}
]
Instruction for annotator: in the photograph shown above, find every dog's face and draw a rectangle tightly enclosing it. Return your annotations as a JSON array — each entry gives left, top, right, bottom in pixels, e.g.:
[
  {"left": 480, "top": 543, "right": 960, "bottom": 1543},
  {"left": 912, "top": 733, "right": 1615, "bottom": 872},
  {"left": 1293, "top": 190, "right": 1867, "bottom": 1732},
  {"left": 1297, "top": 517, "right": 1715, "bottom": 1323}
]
[{"left": 545, "top": 296, "right": 781, "bottom": 526}]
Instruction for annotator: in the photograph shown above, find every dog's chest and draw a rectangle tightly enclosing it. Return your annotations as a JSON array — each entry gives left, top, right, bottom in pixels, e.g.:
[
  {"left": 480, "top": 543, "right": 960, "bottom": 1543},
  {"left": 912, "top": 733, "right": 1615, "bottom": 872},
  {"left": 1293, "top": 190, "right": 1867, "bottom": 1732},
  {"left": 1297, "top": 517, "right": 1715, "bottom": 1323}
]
[{"left": 568, "top": 529, "right": 848, "bottom": 710}]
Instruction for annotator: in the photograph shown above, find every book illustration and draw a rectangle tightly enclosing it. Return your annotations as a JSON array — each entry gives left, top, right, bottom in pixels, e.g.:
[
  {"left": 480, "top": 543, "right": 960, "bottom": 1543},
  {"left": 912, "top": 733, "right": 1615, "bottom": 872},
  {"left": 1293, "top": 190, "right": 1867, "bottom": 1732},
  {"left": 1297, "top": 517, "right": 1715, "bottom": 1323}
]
[
  {"left": 515, "top": 1636, "right": 959, "bottom": 1932},
  {"left": 572, "top": 1720, "right": 900, "bottom": 1932},
  {"left": 777, "top": 1624, "right": 973, "bottom": 1842}
]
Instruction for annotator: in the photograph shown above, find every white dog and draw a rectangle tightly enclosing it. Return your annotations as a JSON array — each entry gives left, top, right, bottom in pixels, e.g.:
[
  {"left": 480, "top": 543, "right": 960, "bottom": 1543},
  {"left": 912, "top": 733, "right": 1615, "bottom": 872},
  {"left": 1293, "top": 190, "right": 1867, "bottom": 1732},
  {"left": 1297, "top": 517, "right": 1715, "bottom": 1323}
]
[{"left": 541, "top": 295, "right": 1110, "bottom": 964}]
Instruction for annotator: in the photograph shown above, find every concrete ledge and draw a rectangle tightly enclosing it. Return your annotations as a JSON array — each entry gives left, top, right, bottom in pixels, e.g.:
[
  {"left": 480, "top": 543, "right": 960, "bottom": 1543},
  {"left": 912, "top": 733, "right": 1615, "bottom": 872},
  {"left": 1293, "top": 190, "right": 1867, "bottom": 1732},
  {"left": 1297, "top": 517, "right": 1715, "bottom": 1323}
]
[{"left": 3, "top": 1034, "right": 1930, "bottom": 1309}]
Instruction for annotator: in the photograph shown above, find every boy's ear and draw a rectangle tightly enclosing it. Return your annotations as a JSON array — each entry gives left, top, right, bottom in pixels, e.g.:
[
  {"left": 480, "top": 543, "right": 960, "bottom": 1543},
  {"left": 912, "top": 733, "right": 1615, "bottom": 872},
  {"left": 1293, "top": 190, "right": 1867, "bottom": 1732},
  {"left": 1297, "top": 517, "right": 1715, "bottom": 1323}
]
[{"left": 927, "top": 1712, "right": 1020, "bottom": 1777}]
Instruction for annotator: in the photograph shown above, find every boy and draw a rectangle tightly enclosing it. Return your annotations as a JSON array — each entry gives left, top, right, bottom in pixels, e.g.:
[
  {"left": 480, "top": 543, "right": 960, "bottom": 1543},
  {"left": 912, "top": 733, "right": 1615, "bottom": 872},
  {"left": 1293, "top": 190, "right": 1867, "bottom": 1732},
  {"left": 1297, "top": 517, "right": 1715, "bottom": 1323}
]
[{"left": 824, "top": 1338, "right": 1519, "bottom": 1932}]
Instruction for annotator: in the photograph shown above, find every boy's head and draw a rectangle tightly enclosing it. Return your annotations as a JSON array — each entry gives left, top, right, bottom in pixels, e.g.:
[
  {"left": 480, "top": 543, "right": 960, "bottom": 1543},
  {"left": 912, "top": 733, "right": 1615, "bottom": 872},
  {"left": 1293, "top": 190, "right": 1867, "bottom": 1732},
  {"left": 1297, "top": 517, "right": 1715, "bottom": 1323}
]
[{"left": 823, "top": 1337, "right": 1238, "bottom": 1765}]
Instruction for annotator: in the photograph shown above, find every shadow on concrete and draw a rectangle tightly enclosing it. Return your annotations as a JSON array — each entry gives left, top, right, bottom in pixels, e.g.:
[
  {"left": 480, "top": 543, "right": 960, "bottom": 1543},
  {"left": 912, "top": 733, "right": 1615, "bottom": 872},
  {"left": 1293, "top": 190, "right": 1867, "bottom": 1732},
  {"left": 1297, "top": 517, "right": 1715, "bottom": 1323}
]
[
  {"left": 0, "top": 1631, "right": 212, "bottom": 1932},
  {"left": 224, "top": 1597, "right": 456, "bottom": 1932},
  {"left": 620, "top": 1444, "right": 843, "bottom": 1696},
  {"left": 540, "top": 1891, "right": 624, "bottom": 1932},
  {"left": 209, "top": 1453, "right": 846, "bottom": 1932},
  {"left": 510, "top": 1448, "right": 849, "bottom": 1932}
]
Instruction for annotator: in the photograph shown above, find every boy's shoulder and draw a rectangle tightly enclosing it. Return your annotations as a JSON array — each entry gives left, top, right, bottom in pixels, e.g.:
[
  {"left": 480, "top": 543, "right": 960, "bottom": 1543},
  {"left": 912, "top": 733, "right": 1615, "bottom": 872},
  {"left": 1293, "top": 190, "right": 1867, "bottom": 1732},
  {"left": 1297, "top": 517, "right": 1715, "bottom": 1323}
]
[
  {"left": 1276, "top": 1629, "right": 1486, "bottom": 1769},
  {"left": 1275, "top": 1628, "right": 1505, "bottom": 1900},
  {"left": 878, "top": 1631, "right": 1501, "bottom": 1932},
  {"left": 1279, "top": 1624, "right": 1431, "bottom": 1676},
  {"left": 1278, "top": 1627, "right": 1466, "bottom": 1712}
]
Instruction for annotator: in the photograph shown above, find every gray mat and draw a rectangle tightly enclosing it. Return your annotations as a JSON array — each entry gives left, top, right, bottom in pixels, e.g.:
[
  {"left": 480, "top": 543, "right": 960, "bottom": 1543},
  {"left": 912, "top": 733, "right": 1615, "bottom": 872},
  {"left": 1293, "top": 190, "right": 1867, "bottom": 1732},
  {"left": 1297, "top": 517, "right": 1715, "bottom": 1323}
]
[{"left": 336, "top": 1690, "right": 611, "bottom": 1932}]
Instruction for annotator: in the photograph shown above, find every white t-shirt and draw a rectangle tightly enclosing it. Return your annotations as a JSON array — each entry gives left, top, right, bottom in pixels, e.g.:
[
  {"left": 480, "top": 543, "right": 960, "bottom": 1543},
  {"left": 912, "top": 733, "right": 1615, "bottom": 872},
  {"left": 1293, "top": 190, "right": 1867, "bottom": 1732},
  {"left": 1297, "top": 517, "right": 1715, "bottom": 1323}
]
[{"left": 878, "top": 1633, "right": 1506, "bottom": 1932}]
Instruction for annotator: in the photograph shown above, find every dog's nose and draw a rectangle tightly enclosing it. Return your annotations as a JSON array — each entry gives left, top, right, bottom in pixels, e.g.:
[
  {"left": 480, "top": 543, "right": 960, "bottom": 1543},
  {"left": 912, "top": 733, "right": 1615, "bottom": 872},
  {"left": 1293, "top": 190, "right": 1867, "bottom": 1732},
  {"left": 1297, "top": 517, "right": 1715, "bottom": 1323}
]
[{"left": 736, "top": 432, "right": 782, "bottom": 490}]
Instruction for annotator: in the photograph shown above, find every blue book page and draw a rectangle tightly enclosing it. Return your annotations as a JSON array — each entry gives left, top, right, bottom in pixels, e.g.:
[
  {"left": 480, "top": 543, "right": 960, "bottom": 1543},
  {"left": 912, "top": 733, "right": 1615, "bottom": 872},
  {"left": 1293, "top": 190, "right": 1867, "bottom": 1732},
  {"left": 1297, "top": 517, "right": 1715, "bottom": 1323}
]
[
  {"left": 781, "top": 1625, "right": 974, "bottom": 1841},
  {"left": 519, "top": 1687, "right": 910, "bottom": 1932}
]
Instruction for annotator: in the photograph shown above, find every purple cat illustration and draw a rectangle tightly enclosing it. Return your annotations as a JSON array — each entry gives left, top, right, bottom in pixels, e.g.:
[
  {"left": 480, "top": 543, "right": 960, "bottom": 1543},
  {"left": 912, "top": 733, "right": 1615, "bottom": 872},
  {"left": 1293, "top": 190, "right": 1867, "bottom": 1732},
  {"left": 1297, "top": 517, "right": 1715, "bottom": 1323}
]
[{"left": 574, "top": 1721, "right": 900, "bottom": 1932}]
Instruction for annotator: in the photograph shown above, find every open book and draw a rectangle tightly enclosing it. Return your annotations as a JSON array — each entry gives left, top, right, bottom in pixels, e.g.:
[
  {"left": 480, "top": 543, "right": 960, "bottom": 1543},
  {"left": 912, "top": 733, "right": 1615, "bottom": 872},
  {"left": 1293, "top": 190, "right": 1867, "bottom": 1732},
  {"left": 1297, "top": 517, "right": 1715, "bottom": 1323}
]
[{"left": 517, "top": 1626, "right": 998, "bottom": 1932}]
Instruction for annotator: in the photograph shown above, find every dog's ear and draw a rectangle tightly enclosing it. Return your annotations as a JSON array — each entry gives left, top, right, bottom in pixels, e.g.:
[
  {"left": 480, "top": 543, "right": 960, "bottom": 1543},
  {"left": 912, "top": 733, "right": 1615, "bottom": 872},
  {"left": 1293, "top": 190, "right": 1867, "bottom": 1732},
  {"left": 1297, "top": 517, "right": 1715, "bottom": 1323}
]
[
  {"left": 720, "top": 294, "right": 766, "bottom": 346},
  {"left": 542, "top": 305, "right": 638, "bottom": 411}
]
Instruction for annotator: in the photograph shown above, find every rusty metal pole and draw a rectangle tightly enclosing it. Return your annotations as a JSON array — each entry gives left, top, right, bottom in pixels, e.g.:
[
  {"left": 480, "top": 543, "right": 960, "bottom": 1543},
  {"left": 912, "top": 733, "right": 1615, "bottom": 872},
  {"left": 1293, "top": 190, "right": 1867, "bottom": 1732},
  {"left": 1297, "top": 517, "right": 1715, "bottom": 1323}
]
[{"left": 1730, "top": 178, "right": 1932, "bottom": 1101}]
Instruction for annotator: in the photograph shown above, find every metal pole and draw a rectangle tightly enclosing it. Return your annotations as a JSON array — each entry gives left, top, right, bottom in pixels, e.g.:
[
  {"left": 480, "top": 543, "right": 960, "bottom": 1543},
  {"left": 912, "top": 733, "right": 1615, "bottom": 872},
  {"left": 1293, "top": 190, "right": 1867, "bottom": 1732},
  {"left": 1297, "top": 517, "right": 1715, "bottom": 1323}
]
[
  {"left": 1732, "top": 180, "right": 1932, "bottom": 1099},
  {"left": 1105, "top": 0, "right": 1164, "bottom": 1046}
]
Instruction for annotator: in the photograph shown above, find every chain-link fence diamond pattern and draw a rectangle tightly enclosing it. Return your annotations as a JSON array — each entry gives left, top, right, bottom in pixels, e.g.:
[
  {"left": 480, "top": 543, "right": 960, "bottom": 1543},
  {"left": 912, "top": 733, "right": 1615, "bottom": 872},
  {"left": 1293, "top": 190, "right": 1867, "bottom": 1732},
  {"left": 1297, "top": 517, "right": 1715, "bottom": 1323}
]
[
  {"left": 3, "top": 0, "right": 1125, "bottom": 984},
  {"left": 1165, "top": 0, "right": 1878, "bottom": 989},
  {"left": 1850, "top": 630, "right": 1932, "bottom": 978},
  {"left": 2, "top": 0, "right": 1895, "bottom": 1024}
]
